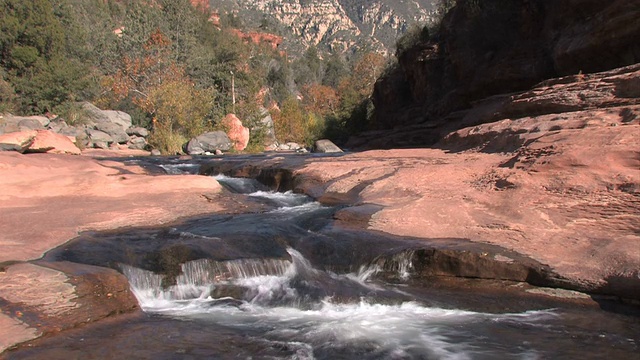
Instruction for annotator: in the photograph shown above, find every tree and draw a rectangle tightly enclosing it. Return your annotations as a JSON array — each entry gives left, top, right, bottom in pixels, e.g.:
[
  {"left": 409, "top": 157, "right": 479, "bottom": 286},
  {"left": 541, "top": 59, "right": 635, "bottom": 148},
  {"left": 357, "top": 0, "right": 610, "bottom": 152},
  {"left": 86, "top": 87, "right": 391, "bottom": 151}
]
[
  {"left": 322, "top": 53, "right": 348, "bottom": 88},
  {"left": 350, "top": 52, "right": 386, "bottom": 98},
  {"left": 101, "top": 29, "right": 213, "bottom": 154},
  {"left": 301, "top": 83, "right": 339, "bottom": 117},
  {"left": 273, "top": 97, "right": 307, "bottom": 144},
  {"left": 0, "top": 0, "right": 90, "bottom": 114}
]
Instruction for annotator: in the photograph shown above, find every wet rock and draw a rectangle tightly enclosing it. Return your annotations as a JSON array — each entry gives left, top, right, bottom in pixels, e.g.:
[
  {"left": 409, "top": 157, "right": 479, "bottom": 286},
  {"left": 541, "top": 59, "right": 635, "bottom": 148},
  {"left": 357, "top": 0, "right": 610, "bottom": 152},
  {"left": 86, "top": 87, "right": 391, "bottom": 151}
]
[{"left": 0, "top": 262, "right": 138, "bottom": 352}]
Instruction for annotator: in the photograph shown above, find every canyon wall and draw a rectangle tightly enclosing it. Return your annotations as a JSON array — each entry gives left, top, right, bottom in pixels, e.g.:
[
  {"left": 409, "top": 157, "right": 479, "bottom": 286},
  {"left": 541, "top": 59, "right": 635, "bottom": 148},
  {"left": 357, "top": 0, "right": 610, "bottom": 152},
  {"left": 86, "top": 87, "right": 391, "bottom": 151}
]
[{"left": 369, "top": 0, "right": 640, "bottom": 147}]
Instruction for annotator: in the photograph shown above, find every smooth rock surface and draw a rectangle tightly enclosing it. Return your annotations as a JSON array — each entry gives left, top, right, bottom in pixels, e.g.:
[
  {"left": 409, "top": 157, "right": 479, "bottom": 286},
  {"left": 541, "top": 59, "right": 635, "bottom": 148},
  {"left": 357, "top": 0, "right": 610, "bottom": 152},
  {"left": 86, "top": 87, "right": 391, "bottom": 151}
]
[
  {"left": 0, "top": 130, "right": 36, "bottom": 153},
  {"left": 314, "top": 139, "right": 343, "bottom": 153},
  {"left": 27, "top": 130, "right": 81, "bottom": 155},
  {"left": 222, "top": 114, "right": 250, "bottom": 151}
]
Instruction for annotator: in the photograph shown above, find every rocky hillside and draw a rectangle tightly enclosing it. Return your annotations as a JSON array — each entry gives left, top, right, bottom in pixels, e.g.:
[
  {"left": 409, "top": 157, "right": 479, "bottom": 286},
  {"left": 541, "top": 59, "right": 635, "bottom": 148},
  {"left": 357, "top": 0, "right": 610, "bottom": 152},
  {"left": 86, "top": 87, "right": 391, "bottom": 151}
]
[
  {"left": 365, "top": 0, "right": 640, "bottom": 147},
  {"left": 210, "top": 0, "right": 440, "bottom": 55}
]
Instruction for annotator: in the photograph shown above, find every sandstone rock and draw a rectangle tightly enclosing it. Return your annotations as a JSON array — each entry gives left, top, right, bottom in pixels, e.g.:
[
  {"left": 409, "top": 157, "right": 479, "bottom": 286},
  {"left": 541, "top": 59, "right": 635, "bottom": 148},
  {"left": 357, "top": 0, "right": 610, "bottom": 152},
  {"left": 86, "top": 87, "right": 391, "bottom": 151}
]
[
  {"left": 95, "top": 121, "right": 129, "bottom": 144},
  {"left": 222, "top": 114, "right": 250, "bottom": 151},
  {"left": 0, "top": 130, "right": 36, "bottom": 153},
  {"left": 126, "top": 126, "right": 149, "bottom": 138},
  {"left": 27, "top": 130, "right": 81, "bottom": 155},
  {"left": 185, "top": 131, "right": 232, "bottom": 155},
  {"left": 314, "top": 139, "right": 343, "bottom": 153}
]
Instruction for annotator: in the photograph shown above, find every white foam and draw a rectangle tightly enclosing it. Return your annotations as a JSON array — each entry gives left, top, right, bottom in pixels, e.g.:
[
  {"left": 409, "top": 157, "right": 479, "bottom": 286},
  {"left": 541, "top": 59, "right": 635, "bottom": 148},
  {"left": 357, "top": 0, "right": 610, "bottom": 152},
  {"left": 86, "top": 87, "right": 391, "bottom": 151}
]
[{"left": 121, "top": 249, "right": 557, "bottom": 358}]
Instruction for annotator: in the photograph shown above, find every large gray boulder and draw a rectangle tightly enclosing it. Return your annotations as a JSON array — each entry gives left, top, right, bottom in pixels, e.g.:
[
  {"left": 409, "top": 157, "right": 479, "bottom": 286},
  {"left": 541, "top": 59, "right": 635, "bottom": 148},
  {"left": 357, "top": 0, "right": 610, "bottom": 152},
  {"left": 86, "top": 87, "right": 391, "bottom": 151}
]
[
  {"left": 81, "top": 102, "right": 132, "bottom": 131},
  {"left": 126, "top": 126, "right": 149, "bottom": 138},
  {"left": 95, "top": 122, "right": 129, "bottom": 144},
  {"left": 1, "top": 115, "right": 49, "bottom": 133},
  {"left": 185, "top": 131, "right": 232, "bottom": 155},
  {"left": 257, "top": 107, "right": 278, "bottom": 149},
  {"left": 87, "top": 129, "right": 114, "bottom": 147},
  {"left": 127, "top": 136, "right": 148, "bottom": 150},
  {"left": 18, "top": 118, "right": 45, "bottom": 130},
  {"left": 314, "top": 139, "right": 343, "bottom": 153}
]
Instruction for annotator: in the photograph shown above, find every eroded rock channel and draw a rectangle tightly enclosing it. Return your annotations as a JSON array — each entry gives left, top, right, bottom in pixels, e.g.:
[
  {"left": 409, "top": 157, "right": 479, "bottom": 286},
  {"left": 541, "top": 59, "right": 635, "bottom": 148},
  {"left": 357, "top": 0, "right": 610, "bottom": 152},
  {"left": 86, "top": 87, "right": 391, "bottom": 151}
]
[{"left": 6, "top": 156, "right": 638, "bottom": 359}]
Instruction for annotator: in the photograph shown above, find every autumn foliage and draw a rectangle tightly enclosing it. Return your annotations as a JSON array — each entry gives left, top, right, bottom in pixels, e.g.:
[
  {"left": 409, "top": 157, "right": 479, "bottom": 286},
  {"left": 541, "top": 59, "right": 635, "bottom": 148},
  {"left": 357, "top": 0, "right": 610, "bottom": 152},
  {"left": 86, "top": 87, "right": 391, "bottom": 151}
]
[{"left": 100, "top": 29, "right": 213, "bottom": 154}]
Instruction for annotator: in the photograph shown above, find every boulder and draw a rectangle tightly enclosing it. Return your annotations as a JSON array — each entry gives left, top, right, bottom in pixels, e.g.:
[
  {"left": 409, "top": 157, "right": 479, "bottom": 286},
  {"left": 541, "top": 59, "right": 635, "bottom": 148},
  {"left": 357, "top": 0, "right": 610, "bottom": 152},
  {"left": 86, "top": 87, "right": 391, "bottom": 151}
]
[
  {"left": 127, "top": 136, "right": 148, "bottom": 150},
  {"left": 185, "top": 131, "right": 232, "bottom": 155},
  {"left": 0, "top": 130, "right": 37, "bottom": 153},
  {"left": 81, "top": 102, "right": 132, "bottom": 131},
  {"left": 2, "top": 115, "right": 50, "bottom": 129},
  {"left": 17, "top": 118, "right": 44, "bottom": 130},
  {"left": 95, "top": 122, "right": 129, "bottom": 144},
  {"left": 150, "top": 149, "right": 162, "bottom": 156},
  {"left": 126, "top": 126, "right": 149, "bottom": 138},
  {"left": 278, "top": 142, "right": 302, "bottom": 151},
  {"left": 314, "top": 139, "right": 343, "bottom": 153},
  {"left": 222, "top": 114, "right": 250, "bottom": 151},
  {"left": 27, "top": 130, "right": 81, "bottom": 155},
  {"left": 87, "top": 129, "right": 114, "bottom": 147},
  {"left": 93, "top": 141, "right": 110, "bottom": 149},
  {"left": 256, "top": 107, "right": 278, "bottom": 149}
]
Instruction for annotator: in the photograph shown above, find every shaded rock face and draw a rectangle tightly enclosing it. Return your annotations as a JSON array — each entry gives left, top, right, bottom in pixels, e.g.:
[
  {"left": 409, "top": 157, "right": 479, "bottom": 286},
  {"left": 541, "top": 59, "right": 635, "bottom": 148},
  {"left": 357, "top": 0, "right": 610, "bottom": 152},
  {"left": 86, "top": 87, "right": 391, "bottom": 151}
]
[
  {"left": 372, "top": 0, "right": 640, "bottom": 139},
  {"left": 0, "top": 262, "right": 138, "bottom": 353}
]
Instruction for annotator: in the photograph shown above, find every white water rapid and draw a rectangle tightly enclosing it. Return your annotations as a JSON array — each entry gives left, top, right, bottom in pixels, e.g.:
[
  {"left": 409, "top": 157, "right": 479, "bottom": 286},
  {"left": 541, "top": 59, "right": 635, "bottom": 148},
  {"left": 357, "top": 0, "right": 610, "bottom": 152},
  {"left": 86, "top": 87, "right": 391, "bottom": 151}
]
[{"left": 122, "top": 248, "right": 558, "bottom": 360}]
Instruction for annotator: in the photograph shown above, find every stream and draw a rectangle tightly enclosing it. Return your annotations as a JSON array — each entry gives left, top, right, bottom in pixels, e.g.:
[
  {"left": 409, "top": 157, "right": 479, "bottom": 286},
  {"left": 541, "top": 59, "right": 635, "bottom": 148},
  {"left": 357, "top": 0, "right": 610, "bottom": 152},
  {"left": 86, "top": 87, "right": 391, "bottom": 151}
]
[{"left": 6, "top": 159, "right": 640, "bottom": 359}]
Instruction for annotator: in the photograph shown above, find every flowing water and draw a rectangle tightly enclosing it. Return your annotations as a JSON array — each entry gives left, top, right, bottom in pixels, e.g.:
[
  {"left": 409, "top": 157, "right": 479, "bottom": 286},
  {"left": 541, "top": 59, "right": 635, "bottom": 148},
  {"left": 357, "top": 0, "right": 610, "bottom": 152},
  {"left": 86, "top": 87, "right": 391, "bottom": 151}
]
[{"left": 6, "top": 168, "right": 639, "bottom": 359}]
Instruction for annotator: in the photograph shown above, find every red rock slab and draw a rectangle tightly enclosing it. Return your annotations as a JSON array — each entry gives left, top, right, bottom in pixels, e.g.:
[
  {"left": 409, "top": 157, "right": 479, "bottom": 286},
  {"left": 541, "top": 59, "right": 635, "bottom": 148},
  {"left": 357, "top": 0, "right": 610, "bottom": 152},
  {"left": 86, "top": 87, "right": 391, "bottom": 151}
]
[
  {"left": 27, "top": 130, "right": 81, "bottom": 155},
  {"left": 0, "top": 152, "right": 223, "bottom": 263},
  {"left": 294, "top": 123, "right": 640, "bottom": 294},
  {"left": 0, "top": 130, "right": 37, "bottom": 153}
]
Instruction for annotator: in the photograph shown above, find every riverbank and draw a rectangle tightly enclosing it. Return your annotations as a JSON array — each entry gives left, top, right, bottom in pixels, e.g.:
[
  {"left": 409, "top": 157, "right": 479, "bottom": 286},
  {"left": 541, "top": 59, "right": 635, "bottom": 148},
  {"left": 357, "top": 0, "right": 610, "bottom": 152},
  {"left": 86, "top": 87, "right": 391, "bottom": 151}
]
[
  {"left": 0, "top": 151, "right": 225, "bottom": 353},
  {"left": 201, "top": 106, "right": 640, "bottom": 300}
]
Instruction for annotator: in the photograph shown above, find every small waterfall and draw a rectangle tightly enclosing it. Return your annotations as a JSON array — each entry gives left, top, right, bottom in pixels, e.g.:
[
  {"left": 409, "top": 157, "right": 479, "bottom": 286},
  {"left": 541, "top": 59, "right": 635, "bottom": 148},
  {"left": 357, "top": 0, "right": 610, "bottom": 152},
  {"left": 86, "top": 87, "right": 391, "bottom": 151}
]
[
  {"left": 119, "top": 248, "right": 562, "bottom": 359},
  {"left": 121, "top": 256, "right": 294, "bottom": 309},
  {"left": 355, "top": 249, "right": 416, "bottom": 282},
  {"left": 214, "top": 174, "right": 269, "bottom": 193},
  {"left": 159, "top": 163, "right": 201, "bottom": 175}
]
